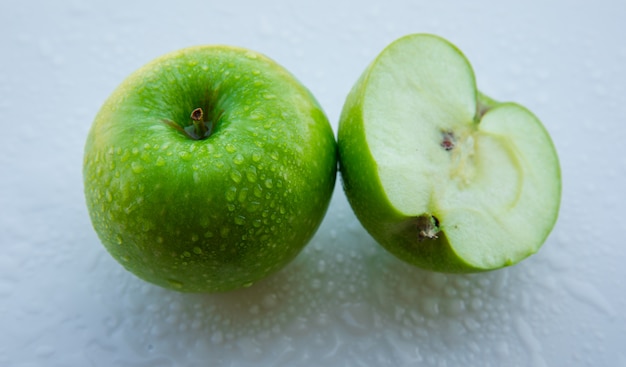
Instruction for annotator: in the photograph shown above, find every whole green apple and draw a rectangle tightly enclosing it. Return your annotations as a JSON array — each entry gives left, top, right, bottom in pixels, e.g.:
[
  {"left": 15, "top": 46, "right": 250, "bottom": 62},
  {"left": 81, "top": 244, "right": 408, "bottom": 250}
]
[
  {"left": 338, "top": 34, "right": 561, "bottom": 272},
  {"left": 84, "top": 45, "right": 337, "bottom": 292}
]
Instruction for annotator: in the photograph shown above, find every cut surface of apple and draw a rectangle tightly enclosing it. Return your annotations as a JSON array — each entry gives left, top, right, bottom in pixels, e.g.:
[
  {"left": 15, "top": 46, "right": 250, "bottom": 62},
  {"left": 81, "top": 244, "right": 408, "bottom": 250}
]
[{"left": 338, "top": 34, "right": 561, "bottom": 272}]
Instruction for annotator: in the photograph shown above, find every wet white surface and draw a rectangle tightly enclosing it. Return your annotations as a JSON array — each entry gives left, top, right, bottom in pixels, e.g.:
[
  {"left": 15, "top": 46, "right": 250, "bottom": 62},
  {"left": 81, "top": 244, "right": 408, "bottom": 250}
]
[{"left": 1, "top": 1, "right": 625, "bottom": 366}]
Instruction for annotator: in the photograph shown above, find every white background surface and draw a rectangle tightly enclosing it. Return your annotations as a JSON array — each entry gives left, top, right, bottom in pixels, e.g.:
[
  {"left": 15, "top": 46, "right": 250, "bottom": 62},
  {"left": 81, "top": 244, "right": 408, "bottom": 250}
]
[{"left": 1, "top": 0, "right": 625, "bottom": 366}]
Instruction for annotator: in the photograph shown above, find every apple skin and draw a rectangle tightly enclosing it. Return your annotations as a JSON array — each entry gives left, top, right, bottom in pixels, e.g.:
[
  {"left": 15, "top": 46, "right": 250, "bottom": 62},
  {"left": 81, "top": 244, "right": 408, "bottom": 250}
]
[
  {"left": 84, "top": 45, "right": 337, "bottom": 292},
  {"left": 337, "top": 34, "right": 561, "bottom": 273}
]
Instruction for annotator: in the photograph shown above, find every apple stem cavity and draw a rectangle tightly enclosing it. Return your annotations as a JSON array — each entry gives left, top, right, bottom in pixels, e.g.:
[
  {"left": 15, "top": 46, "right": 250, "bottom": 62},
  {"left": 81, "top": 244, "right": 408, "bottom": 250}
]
[
  {"left": 163, "top": 107, "right": 224, "bottom": 141},
  {"left": 416, "top": 214, "right": 440, "bottom": 241}
]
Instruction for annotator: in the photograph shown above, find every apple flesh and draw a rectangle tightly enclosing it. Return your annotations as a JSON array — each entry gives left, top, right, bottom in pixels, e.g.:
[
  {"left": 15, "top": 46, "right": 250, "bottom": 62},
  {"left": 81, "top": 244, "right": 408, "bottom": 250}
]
[
  {"left": 84, "top": 46, "right": 337, "bottom": 292},
  {"left": 338, "top": 34, "right": 561, "bottom": 272}
]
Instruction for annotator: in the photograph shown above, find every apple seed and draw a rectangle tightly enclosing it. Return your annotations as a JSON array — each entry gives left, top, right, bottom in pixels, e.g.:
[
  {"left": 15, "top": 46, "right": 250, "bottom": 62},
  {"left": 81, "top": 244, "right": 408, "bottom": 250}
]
[{"left": 441, "top": 131, "right": 455, "bottom": 151}]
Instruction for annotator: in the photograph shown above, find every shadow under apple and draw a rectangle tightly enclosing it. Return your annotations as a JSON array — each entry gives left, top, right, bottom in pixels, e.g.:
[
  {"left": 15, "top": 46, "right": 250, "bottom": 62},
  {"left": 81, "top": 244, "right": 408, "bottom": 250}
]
[{"left": 86, "top": 194, "right": 562, "bottom": 366}]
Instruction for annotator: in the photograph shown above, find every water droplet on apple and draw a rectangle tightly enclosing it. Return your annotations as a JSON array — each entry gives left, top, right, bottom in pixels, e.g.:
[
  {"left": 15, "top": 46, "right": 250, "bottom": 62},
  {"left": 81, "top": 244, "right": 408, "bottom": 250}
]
[
  {"left": 264, "top": 179, "right": 274, "bottom": 189},
  {"left": 225, "top": 187, "right": 237, "bottom": 202},
  {"left": 246, "top": 167, "right": 258, "bottom": 182},
  {"left": 253, "top": 185, "right": 263, "bottom": 198},
  {"left": 220, "top": 227, "right": 230, "bottom": 238},
  {"left": 225, "top": 144, "right": 237, "bottom": 153},
  {"left": 247, "top": 201, "right": 261, "bottom": 213},
  {"left": 155, "top": 156, "right": 166, "bottom": 166},
  {"left": 131, "top": 162, "right": 144, "bottom": 173},
  {"left": 167, "top": 279, "right": 184, "bottom": 289},
  {"left": 252, "top": 152, "right": 262, "bottom": 162},
  {"left": 230, "top": 170, "right": 242, "bottom": 183},
  {"left": 178, "top": 151, "right": 192, "bottom": 161},
  {"left": 233, "top": 154, "right": 244, "bottom": 165}
]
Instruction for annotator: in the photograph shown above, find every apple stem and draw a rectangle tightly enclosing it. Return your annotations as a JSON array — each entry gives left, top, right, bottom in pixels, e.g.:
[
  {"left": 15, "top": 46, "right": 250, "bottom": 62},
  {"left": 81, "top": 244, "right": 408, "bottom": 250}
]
[
  {"left": 190, "top": 108, "right": 210, "bottom": 139},
  {"left": 163, "top": 107, "right": 219, "bottom": 140}
]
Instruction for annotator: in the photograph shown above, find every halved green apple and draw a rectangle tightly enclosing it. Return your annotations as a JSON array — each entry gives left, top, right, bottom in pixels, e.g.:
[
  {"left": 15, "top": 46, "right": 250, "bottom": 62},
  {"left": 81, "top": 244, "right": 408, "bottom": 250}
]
[{"left": 338, "top": 34, "right": 561, "bottom": 272}]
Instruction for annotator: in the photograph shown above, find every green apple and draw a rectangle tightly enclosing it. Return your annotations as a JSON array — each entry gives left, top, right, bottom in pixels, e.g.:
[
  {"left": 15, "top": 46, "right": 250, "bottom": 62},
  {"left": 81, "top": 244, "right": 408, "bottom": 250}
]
[
  {"left": 84, "top": 45, "right": 337, "bottom": 292},
  {"left": 338, "top": 34, "right": 561, "bottom": 272}
]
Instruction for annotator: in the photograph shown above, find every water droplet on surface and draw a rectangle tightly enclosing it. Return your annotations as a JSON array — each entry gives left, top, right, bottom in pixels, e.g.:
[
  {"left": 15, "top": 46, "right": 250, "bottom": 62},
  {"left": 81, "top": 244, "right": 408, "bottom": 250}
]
[
  {"left": 470, "top": 297, "right": 483, "bottom": 311},
  {"left": 238, "top": 188, "right": 248, "bottom": 202},
  {"left": 233, "top": 154, "right": 244, "bottom": 165},
  {"left": 225, "top": 143, "right": 237, "bottom": 153},
  {"left": 421, "top": 297, "right": 440, "bottom": 317},
  {"left": 246, "top": 167, "right": 258, "bottom": 182},
  {"left": 444, "top": 299, "right": 466, "bottom": 316},
  {"left": 211, "top": 330, "right": 223, "bottom": 344},
  {"left": 428, "top": 273, "right": 447, "bottom": 289},
  {"left": 262, "top": 294, "right": 277, "bottom": 308},
  {"left": 131, "top": 162, "right": 144, "bottom": 173},
  {"left": 155, "top": 156, "right": 166, "bottom": 166},
  {"left": 230, "top": 170, "right": 243, "bottom": 183},
  {"left": 234, "top": 216, "right": 246, "bottom": 225},
  {"left": 178, "top": 151, "right": 192, "bottom": 161},
  {"left": 225, "top": 187, "right": 237, "bottom": 202},
  {"left": 311, "top": 278, "right": 322, "bottom": 289}
]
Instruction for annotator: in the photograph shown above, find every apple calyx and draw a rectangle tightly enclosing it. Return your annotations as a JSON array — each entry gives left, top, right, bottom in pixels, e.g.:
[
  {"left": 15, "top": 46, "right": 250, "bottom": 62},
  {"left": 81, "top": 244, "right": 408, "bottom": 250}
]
[
  {"left": 163, "top": 106, "right": 224, "bottom": 140},
  {"left": 416, "top": 214, "right": 440, "bottom": 241}
]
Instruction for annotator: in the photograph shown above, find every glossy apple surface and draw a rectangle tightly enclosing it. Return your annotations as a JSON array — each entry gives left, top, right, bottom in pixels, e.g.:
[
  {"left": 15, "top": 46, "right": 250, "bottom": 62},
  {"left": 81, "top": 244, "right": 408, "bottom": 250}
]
[{"left": 84, "top": 46, "right": 337, "bottom": 292}]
